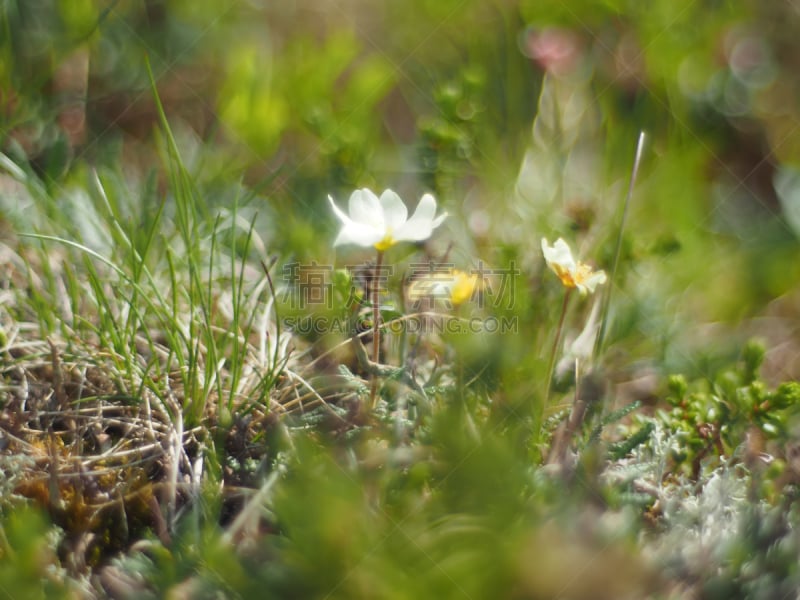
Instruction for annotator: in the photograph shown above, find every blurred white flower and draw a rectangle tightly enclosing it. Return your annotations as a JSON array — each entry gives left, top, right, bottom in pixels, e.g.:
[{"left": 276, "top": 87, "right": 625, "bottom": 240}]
[
  {"left": 569, "top": 298, "right": 600, "bottom": 360},
  {"left": 541, "top": 237, "right": 606, "bottom": 295},
  {"left": 329, "top": 188, "right": 447, "bottom": 251},
  {"left": 407, "top": 269, "right": 480, "bottom": 308},
  {"left": 556, "top": 298, "right": 600, "bottom": 376}
]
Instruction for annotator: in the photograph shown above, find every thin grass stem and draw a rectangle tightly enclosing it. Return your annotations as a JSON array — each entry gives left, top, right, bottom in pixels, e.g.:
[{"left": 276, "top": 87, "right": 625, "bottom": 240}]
[
  {"left": 594, "top": 131, "right": 646, "bottom": 359},
  {"left": 543, "top": 288, "right": 572, "bottom": 417}
]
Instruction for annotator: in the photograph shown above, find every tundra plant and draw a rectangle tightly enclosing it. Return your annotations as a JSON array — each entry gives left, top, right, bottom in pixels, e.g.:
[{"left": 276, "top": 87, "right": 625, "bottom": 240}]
[{"left": 329, "top": 187, "right": 447, "bottom": 407}]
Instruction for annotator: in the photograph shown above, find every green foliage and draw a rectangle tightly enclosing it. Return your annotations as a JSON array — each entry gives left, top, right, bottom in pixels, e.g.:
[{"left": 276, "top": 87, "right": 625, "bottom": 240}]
[
  {"left": 655, "top": 341, "right": 800, "bottom": 479},
  {"left": 418, "top": 69, "right": 486, "bottom": 196},
  {"left": 0, "top": 506, "right": 70, "bottom": 598}
]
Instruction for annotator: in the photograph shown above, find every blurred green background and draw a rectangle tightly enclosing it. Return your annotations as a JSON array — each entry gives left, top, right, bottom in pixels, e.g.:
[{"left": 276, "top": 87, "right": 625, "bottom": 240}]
[{"left": 2, "top": 0, "right": 800, "bottom": 383}]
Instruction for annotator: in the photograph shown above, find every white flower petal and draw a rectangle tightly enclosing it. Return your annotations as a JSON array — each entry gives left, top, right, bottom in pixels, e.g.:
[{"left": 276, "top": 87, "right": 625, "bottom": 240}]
[
  {"left": 379, "top": 189, "right": 408, "bottom": 231},
  {"left": 542, "top": 237, "right": 577, "bottom": 273},
  {"left": 431, "top": 212, "right": 448, "bottom": 229},
  {"left": 576, "top": 270, "right": 607, "bottom": 295},
  {"left": 568, "top": 299, "right": 600, "bottom": 359},
  {"left": 330, "top": 195, "right": 384, "bottom": 247},
  {"left": 334, "top": 223, "right": 384, "bottom": 247},
  {"left": 394, "top": 193, "right": 446, "bottom": 242},
  {"left": 329, "top": 195, "right": 353, "bottom": 226},
  {"left": 349, "top": 188, "right": 384, "bottom": 229}
]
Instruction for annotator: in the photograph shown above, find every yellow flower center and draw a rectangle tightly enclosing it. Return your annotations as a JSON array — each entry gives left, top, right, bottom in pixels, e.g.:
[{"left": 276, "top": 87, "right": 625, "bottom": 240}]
[
  {"left": 374, "top": 231, "right": 395, "bottom": 252},
  {"left": 554, "top": 262, "right": 593, "bottom": 288}
]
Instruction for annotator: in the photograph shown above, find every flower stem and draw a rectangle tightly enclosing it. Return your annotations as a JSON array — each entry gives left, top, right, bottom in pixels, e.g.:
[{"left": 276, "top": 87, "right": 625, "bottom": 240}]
[
  {"left": 369, "top": 249, "right": 385, "bottom": 408},
  {"left": 541, "top": 288, "right": 572, "bottom": 422},
  {"left": 560, "top": 358, "right": 586, "bottom": 467}
]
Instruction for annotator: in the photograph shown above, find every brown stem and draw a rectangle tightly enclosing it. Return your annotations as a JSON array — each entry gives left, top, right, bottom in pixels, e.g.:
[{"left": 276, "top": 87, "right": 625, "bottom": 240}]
[
  {"left": 369, "top": 250, "right": 385, "bottom": 408},
  {"left": 550, "top": 358, "right": 588, "bottom": 468}
]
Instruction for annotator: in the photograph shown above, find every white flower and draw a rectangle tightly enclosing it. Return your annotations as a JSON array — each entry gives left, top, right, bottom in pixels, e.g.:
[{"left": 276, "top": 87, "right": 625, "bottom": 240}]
[
  {"left": 329, "top": 188, "right": 447, "bottom": 251},
  {"left": 541, "top": 237, "right": 607, "bottom": 295}
]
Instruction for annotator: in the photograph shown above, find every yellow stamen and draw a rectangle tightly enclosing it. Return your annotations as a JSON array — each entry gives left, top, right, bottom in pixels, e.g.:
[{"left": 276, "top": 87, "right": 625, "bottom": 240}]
[
  {"left": 553, "top": 264, "right": 576, "bottom": 288},
  {"left": 554, "top": 262, "right": 593, "bottom": 288},
  {"left": 374, "top": 234, "right": 395, "bottom": 252}
]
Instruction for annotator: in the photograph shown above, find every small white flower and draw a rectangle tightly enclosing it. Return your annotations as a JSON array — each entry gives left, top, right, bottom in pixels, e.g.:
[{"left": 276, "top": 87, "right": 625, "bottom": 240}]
[
  {"left": 407, "top": 269, "right": 480, "bottom": 308},
  {"left": 541, "top": 237, "right": 607, "bottom": 295},
  {"left": 329, "top": 188, "right": 447, "bottom": 251}
]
